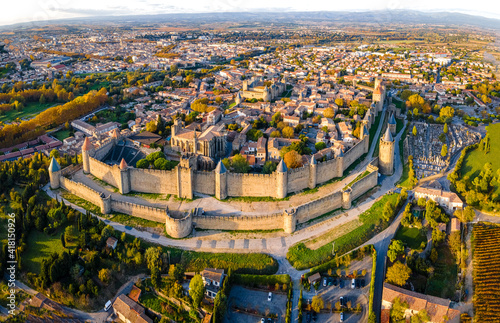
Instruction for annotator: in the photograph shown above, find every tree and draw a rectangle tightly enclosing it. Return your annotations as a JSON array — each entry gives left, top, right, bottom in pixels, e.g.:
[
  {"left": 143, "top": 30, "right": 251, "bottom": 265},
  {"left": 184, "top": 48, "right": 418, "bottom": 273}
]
[
  {"left": 388, "top": 240, "right": 405, "bottom": 262},
  {"left": 284, "top": 150, "right": 302, "bottom": 169},
  {"left": 146, "top": 120, "right": 157, "bottom": 133},
  {"left": 213, "top": 292, "right": 227, "bottom": 323},
  {"left": 231, "top": 154, "right": 250, "bottom": 173},
  {"left": 189, "top": 274, "right": 205, "bottom": 308},
  {"left": 454, "top": 206, "right": 475, "bottom": 223},
  {"left": 386, "top": 261, "right": 411, "bottom": 287},
  {"left": 335, "top": 98, "right": 344, "bottom": 107},
  {"left": 98, "top": 268, "right": 111, "bottom": 283},
  {"left": 270, "top": 130, "right": 281, "bottom": 138},
  {"left": 262, "top": 161, "right": 277, "bottom": 174},
  {"left": 441, "top": 144, "right": 448, "bottom": 157},
  {"left": 390, "top": 297, "right": 409, "bottom": 322},
  {"left": 443, "top": 123, "right": 448, "bottom": 134},
  {"left": 315, "top": 142, "right": 326, "bottom": 151},
  {"left": 282, "top": 126, "right": 294, "bottom": 138},
  {"left": 439, "top": 106, "right": 455, "bottom": 123},
  {"left": 145, "top": 247, "right": 162, "bottom": 272},
  {"left": 50, "top": 149, "right": 60, "bottom": 158},
  {"left": 136, "top": 159, "right": 149, "bottom": 169},
  {"left": 412, "top": 126, "right": 417, "bottom": 136},
  {"left": 311, "top": 295, "right": 324, "bottom": 313},
  {"left": 323, "top": 107, "right": 335, "bottom": 118}
]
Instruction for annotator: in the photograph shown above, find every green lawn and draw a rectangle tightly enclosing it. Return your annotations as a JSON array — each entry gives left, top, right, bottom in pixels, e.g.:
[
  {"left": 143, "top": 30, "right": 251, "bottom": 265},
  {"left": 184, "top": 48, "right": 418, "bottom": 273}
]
[
  {"left": 287, "top": 193, "right": 400, "bottom": 269},
  {"left": 461, "top": 123, "right": 500, "bottom": 195},
  {"left": 425, "top": 243, "right": 458, "bottom": 299},
  {"left": 51, "top": 129, "right": 71, "bottom": 141},
  {"left": 394, "top": 226, "right": 427, "bottom": 250},
  {"left": 398, "top": 163, "right": 414, "bottom": 189},
  {"left": 23, "top": 228, "right": 72, "bottom": 274},
  {"left": 0, "top": 102, "right": 54, "bottom": 123}
]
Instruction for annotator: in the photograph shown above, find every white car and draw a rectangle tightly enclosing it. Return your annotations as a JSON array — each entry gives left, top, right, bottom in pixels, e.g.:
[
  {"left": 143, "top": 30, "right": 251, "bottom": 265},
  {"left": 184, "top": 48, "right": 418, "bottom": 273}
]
[
  {"left": 261, "top": 319, "right": 265, "bottom": 323},
  {"left": 323, "top": 278, "right": 327, "bottom": 287},
  {"left": 268, "top": 292, "right": 272, "bottom": 301},
  {"left": 351, "top": 279, "right": 356, "bottom": 289},
  {"left": 104, "top": 300, "right": 112, "bottom": 311}
]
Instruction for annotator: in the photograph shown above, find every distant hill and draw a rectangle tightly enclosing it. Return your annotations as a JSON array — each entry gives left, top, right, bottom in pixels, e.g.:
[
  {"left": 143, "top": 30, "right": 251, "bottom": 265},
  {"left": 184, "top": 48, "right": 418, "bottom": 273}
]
[{"left": 3, "top": 10, "right": 500, "bottom": 31}]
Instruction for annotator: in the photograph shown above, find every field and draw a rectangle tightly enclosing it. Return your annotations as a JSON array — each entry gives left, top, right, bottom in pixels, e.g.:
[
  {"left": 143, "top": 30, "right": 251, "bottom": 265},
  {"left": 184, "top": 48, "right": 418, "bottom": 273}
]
[
  {"left": 394, "top": 226, "right": 427, "bottom": 250},
  {"left": 461, "top": 123, "right": 500, "bottom": 195},
  {"left": 287, "top": 193, "right": 399, "bottom": 269},
  {"left": 472, "top": 222, "right": 500, "bottom": 322},
  {"left": 23, "top": 228, "right": 73, "bottom": 274},
  {"left": 0, "top": 102, "right": 54, "bottom": 123}
]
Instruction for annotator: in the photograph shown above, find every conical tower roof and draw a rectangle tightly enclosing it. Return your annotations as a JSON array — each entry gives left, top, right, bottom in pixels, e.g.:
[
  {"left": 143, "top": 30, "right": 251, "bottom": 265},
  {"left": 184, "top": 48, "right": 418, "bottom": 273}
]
[
  {"left": 215, "top": 160, "right": 227, "bottom": 174},
  {"left": 383, "top": 127, "right": 393, "bottom": 142},
  {"left": 310, "top": 155, "right": 317, "bottom": 165},
  {"left": 119, "top": 158, "right": 128, "bottom": 170},
  {"left": 277, "top": 159, "right": 288, "bottom": 172},
  {"left": 48, "top": 156, "right": 61, "bottom": 172},
  {"left": 82, "top": 137, "right": 93, "bottom": 151},
  {"left": 388, "top": 113, "right": 396, "bottom": 125}
]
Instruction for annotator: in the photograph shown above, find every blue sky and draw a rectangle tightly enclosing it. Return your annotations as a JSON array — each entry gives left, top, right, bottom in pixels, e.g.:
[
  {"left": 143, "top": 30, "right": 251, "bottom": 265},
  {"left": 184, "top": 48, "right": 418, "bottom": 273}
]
[{"left": 2, "top": 0, "right": 500, "bottom": 26}]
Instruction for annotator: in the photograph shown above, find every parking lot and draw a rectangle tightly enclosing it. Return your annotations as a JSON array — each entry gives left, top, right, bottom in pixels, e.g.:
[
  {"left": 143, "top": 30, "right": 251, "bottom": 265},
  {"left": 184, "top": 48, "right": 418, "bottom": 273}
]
[
  {"left": 224, "top": 285, "right": 288, "bottom": 323},
  {"left": 302, "top": 258, "right": 371, "bottom": 323}
]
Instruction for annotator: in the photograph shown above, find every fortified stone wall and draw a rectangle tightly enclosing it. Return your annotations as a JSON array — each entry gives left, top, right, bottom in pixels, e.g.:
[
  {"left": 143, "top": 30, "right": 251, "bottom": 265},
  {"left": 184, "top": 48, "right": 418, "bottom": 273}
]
[
  {"left": 60, "top": 177, "right": 104, "bottom": 208},
  {"left": 193, "top": 213, "right": 284, "bottom": 231},
  {"left": 342, "top": 137, "right": 368, "bottom": 171},
  {"left": 350, "top": 166, "right": 379, "bottom": 201},
  {"left": 89, "top": 157, "right": 120, "bottom": 188},
  {"left": 129, "top": 168, "right": 177, "bottom": 194},
  {"left": 294, "top": 191, "right": 343, "bottom": 223},
  {"left": 316, "top": 157, "right": 341, "bottom": 184},
  {"left": 287, "top": 166, "right": 309, "bottom": 193},
  {"left": 193, "top": 171, "right": 215, "bottom": 195},
  {"left": 86, "top": 129, "right": 371, "bottom": 199},
  {"left": 93, "top": 140, "right": 114, "bottom": 160},
  {"left": 110, "top": 200, "right": 166, "bottom": 223},
  {"left": 226, "top": 173, "right": 276, "bottom": 197}
]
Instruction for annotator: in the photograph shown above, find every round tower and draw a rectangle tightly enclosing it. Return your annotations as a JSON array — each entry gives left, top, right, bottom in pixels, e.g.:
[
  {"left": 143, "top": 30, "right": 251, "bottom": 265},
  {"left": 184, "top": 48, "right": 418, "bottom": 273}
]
[
  {"left": 48, "top": 157, "right": 61, "bottom": 189},
  {"left": 283, "top": 208, "right": 296, "bottom": 234},
  {"left": 342, "top": 187, "right": 352, "bottom": 210},
  {"left": 276, "top": 159, "right": 288, "bottom": 199},
  {"left": 309, "top": 155, "right": 317, "bottom": 189},
  {"left": 119, "top": 158, "right": 130, "bottom": 194},
  {"left": 379, "top": 128, "right": 395, "bottom": 176},
  {"left": 82, "top": 137, "right": 94, "bottom": 174}
]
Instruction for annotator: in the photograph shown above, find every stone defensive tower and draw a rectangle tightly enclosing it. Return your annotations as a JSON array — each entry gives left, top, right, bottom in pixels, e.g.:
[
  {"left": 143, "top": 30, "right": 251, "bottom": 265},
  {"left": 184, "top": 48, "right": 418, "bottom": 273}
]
[
  {"left": 379, "top": 128, "right": 395, "bottom": 176},
  {"left": 215, "top": 160, "right": 228, "bottom": 200},
  {"left": 388, "top": 113, "right": 397, "bottom": 135},
  {"left": 48, "top": 157, "right": 61, "bottom": 189},
  {"left": 118, "top": 158, "right": 131, "bottom": 194},
  {"left": 276, "top": 159, "right": 288, "bottom": 199},
  {"left": 309, "top": 155, "right": 317, "bottom": 189},
  {"left": 82, "top": 137, "right": 95, "bottom": 174}
]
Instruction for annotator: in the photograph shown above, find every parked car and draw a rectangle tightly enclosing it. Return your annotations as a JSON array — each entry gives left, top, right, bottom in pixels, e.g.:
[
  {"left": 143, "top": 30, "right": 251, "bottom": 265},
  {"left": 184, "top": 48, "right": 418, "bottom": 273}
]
[
  {"left": 267, "top": 318, "right": 272, "bottom": 323},
  {"left": 104, "top": 300, "right": 112, "bottom": 311},
  {"left": 339, "top": 280, "right": 344, "bottom": 288},
  {"left": 312, "top": 311, "right": 317, "bottom": 321},
  {"left": 268, "top": 292, "right": 272, "bottom": 301},
  {"left": 351, "top": 278, "right": 356, "bottom": 289},
  {"left": 323, "top": 278, "right": 327, "bottom": 287},
  {"left": 339, "top": 296, "right": 344, "bottom": 307},
  {"left": 333, "top": 278, "right": 338, "bottom": 286},
  {"left": 361, "top": 279, "right": 365, "bottom": 287},
  {"left": 340, "top": 312, "right": 344, "bottom": 322},
  {"left": 306, "top": 311, "right": 312, "bottom": 323},
  {"left": 261, "top": 318, "right": 265, "bottom": 323},
  {"left": 355, "top": 279, "right": 361, "bottom": 288}
]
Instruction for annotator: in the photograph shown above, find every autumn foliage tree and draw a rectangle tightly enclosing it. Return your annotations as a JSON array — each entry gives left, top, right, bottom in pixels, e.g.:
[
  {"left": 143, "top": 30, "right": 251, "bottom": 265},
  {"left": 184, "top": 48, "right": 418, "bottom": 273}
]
[
  {"left": 0, "top": 88, "right": 108, "bottom": 148},
  {"left": 284, "top": 150, "right": 303, "bottom": 169}
]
